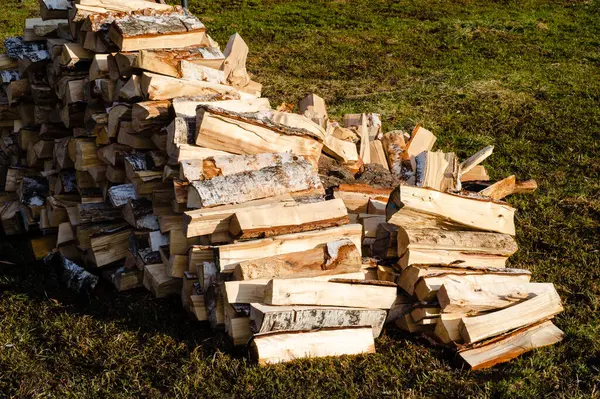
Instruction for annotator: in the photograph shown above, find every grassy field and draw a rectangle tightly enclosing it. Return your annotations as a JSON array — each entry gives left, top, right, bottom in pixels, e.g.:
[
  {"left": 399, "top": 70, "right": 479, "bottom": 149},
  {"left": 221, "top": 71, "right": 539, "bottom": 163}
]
[{"left": 1, "top": 0, "right": 599, "bottom": 397}]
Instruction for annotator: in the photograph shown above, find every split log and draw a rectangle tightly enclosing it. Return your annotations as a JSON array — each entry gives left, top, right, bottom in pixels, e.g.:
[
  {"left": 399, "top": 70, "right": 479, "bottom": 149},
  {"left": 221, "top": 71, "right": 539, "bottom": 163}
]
[
  {"left": 222, "top": 33, "right": 250, "bottom": 89},
  {"left": 459, "top": 288, "right": 563, "bottom": 344},
  {"left": 299, "top": 93, "right": 327, "bottom": 127},
  {"left": 183, "top": 195, "right": 295, "bottom": 238},
  {"left": 264, "top": 279, "right": 397, "bottom": 309},
  {"left": 140, "top": 72, "right": 239, "bottom": 101},
  {"left": 217, "top": 224, "right": 363, "bottom": 272},
  {"left": 438, "top": 280, "right": 554, "bottom": 314},
  {"left": 135, "top": 47, "right": 225, "bottom": 78},
  {"left": 132, "top": 100, "right": 172, "bottom": 132},
  {"left": 479, "top": 176, "right": 538, "bottom": 200},
  {"left": 89, "top": 225, "right": 132, "bottom": 267},
  {"left": 195, "top": 107, "right": 324, "bottom": 167},
  {"left": 406, "top": 125, "right": 436, "bottom": 171},
  {"left": 229, "top": 199, "right": 348, "bottom": 239},
  {"left": 180, "top": 152, "right": 294, "bottom": 182},
  {"left": 77, "top": 202, "right": 122, "bottom": 224},
  {"left": 397, "top": 228, "right": 518, "bottom": 267},
  {"left": 119, "top": 75, "right": 143, "bottom": 102},
  {"left": 144, "top": 263, "right": 183, "bottom": 299},
  {"left": 189, "top": 159, "right": 323, "bottom": 208},
  {"left": 223, "top": 272, "right": 365, "bottom": 304},
  {"left": 369, "top": 139, "right": 389, "bottom": 170},
  {"left": 122, "top": 198, "right": 159, "bottom": 230},
  {"left": 323, "top": 134, "right": 360, "bottom": 165},
  {"left": 168, "top": 229, "right": 202, "bottom": 255},
  {"left": 6, "top": 80, "right": 31, "bottom": 105},
  {"left": 358, "top": 114, "right": 370, "bottom": 163},
  {"left": 386, "top": 185, "right": 516, "bottom": 235},
  {"left": 250, "top": 304, "right": 387, "bottom": 337},
  {"left": 334, "top": 184, "right": 391, "bottom": 214},
  {"left": 459, "top": 145, "right": 494, "bottom": 178},
  {"left": 107, "top": 104, "right": 132, "bottom": 139},
  {"left": 109, "top": 12, "right": 207, "bottom": 52},
  {"left": 89, "top": 54, "right": 109, "bottom": 80},
  {"left": 107, "top": 184, "right": 137, "bottom": 208},
  {"left": 40, "top": 0, "right": 70, "bottom": 20},
  {"left": 250, "top": 327, "right": 375, "bottom": 366},
  {"left": 458, "top": 320, "right": 564, "bottom": 370},
  {"left": 233, "top": 239, "right": 362, "bottom": 280},
  {"left": 413, "top": 268, "right": 532, "bottom": 302}
]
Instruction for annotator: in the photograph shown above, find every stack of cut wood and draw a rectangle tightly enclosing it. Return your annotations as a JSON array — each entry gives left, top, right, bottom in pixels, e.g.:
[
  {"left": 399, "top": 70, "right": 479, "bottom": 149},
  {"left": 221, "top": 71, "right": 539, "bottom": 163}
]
[{"left": 0, "top": 0, "right": 563, "bottom": 369}]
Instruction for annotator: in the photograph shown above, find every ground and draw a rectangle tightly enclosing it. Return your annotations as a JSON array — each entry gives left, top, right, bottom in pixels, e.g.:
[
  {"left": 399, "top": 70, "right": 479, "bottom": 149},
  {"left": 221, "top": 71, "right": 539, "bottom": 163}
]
[{"left": 1, "top": 0, "right": 599, "bottom": 397}]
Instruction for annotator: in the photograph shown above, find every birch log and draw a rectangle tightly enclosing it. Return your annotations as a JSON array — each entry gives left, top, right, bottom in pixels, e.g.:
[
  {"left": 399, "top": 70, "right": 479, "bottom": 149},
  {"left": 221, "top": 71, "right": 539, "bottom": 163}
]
[
  {"left": 189, "top": 159, "right": 323, "bottom": 208},
  {"left": 229, "top": 199, "right": 348, "bottom": 239},
  {"left": 250, "top": 303, "right": 387, "bottom": 337}
]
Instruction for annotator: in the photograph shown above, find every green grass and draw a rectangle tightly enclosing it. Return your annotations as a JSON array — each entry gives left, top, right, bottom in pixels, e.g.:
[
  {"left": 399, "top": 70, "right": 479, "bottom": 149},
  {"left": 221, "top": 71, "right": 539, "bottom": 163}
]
[{"left": 1, "top": 0, "right": 600, "bottom": 397}]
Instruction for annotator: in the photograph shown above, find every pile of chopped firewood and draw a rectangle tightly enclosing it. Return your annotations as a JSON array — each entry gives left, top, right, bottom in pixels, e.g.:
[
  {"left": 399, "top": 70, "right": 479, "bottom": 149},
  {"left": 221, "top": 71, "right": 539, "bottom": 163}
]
[{"left": 0, "top": 0, "right": 563, "bottom": 368}]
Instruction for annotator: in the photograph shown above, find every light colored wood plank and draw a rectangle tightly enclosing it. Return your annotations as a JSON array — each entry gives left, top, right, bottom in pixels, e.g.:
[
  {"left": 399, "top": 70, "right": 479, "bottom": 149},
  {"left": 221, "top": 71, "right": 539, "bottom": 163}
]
[{"left": 251, "top": 327, "right": 375, "bottom": 365}]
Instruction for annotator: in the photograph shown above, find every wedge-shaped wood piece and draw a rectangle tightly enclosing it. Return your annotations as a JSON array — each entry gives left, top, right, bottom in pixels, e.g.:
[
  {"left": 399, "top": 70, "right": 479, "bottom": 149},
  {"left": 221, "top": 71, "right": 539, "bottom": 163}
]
[
  {"left": 414, "top": 268, "right": 532, "bottom": 302},
  {"left": 265, "top": 279, "right": 397, "bottom": 309},
  {"left": 406, "top": 125, "right": 436, "bottom": 171},
  {"left": 459, "top": 145, "right": 494, "bottom": 178},
  {"left": 217, "top": 224, "right": 363, "bottom": 271},
  {"left": 438, "top": 281, "right": 554, "bottom": 314},
  {"left": 459, "top": 288, "right": 563, "bottom": 344},
  {"left": 250, "top": 303, "right": 387, "bottom": 337},
  {"left": 233, "top": 239, "right": 362, "bottom": 280},
  {"left": 369, "top": 139, "right": 389, "bottom": 170},
  {"left": 386, "top": 185, "right": 516, "bottom": 235},
  {"left": 251, "top": 327, "right": 375, "bottom": 365},
  {"left": 195, "top": 107, "right": 324, "bottom": 167},
  {"left": 189, "top": 159, "right": 323, "bottom": 208},
  {"left": 141, "top": 72, "right": 239, "bottom": 101},
  {"left": 222, "top": 33, "right": 250, "bottom": 88},
  {"left": 224, "top": 272, "right": 365, "bottom": 304},
  {"left": 180, "top": 152, "right": 296, "bottom": 182},
  {"left": 458, "top": 320, "right": 564, "bottom": 370},
  {"left": 109, "top": 12, "right": 207, "bottom": 52},
  {"left": 229, "top": 198, "right": 348, "bottom": 239}
]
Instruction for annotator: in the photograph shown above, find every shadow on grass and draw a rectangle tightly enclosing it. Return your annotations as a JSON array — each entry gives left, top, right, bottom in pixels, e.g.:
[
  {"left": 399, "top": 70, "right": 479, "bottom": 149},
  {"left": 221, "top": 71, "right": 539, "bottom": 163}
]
[{"left": 0, "top": 235, "right": 247, "bottom": 360}]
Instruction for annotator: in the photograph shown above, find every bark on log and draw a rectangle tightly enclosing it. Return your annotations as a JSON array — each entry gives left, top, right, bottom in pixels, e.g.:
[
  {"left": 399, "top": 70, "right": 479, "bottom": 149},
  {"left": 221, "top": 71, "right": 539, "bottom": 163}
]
[
  {"left": 233, "top": 239, "right": 362, "bottom": 280},
  {"left": 250, "top": 304, "right": 387, "bottom": 338},
  {"left": 189, "top": 159, "right": 323, "bottom": 208}
]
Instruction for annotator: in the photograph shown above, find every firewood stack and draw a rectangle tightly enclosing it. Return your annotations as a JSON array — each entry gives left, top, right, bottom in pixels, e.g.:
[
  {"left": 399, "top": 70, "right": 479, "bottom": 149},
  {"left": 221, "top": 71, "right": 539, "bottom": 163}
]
[{"left": 0, "top": 0, "right": 564, "bottom": 369}]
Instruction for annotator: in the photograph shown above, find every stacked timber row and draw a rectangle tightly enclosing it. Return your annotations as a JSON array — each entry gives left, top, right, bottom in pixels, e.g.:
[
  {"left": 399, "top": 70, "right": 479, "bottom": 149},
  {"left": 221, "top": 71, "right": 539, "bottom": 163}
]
[{"left": 0, "top": 0, "right": 563, "bottom": 369}]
